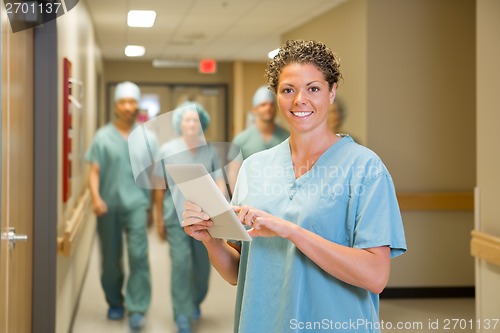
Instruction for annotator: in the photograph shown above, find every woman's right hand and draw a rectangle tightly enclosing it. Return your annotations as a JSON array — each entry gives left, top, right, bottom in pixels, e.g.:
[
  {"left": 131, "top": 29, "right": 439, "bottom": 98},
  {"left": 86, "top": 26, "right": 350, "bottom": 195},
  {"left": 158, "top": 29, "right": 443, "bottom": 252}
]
[{"left": 182, "top": 201, "right": 214, "bottom": 242}]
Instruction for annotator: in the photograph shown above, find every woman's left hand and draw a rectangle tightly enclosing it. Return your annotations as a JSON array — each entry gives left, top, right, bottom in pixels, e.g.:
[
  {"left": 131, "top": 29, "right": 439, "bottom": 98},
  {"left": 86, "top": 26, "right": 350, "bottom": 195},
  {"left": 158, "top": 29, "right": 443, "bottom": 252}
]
[{"left": 233, "top": 205, "right": 295, "bottom": 239}]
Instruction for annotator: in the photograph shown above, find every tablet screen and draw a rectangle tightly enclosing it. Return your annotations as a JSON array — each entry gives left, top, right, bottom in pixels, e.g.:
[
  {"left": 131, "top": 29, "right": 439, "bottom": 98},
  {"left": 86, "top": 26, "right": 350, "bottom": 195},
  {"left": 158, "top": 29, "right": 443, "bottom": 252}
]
[{"left": 164, "top": 164, "right": 252, "bottom": 242}]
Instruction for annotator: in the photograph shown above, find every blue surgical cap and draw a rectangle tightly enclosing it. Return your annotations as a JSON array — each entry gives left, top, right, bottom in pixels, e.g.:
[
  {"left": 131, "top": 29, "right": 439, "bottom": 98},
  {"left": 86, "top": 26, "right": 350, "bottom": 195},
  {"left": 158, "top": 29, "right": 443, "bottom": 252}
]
[
  {"left": 114, "top": 81, "right": 141, "bottom": 102},
  {"left": 252, "top": 85, "right": 275, "bottom": 107},
  {"left": 172, "top": 101, "right": 211, "bottom": 135}
]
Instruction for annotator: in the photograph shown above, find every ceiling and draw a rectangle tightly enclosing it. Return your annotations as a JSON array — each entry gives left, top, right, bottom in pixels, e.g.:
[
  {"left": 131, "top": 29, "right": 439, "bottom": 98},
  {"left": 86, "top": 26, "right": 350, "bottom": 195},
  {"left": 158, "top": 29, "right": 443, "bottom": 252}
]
[{"left": 83, "top": 0, "right": 347, "bottom": 63}]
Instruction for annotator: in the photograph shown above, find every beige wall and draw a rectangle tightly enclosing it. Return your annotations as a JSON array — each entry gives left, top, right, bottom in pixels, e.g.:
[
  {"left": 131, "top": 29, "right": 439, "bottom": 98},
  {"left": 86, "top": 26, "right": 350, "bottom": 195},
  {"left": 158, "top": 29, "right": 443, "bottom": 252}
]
[
  {"left": 232, "top": 61, "right": 271, "bottom": 135},
  {"left": 283, "top": 0, "right": 476, "bottom": 288},
  {"left": 476, "top": 0, "right": 500, "bottom": 322},
  {"left": 367, "top": 0, "right": 476, "bottom": 287},
  {"left": 283, "top": 0, "right": 368, "bottom": 145},
  {"left": 104, "top": 59, "right": 234, "bottom": 85},
  {"left": 367, "top": 0, "right": 476, "bottom": 191},
  {"left": 56, "top": 2, "right": 103, "bottom": 332}
]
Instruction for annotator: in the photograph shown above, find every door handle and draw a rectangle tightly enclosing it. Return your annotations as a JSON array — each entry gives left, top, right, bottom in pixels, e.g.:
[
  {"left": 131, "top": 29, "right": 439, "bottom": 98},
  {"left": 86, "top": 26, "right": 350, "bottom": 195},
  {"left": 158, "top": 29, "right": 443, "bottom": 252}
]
[{"left": 1, "top": 227, "right": 28, "bottom": 250}]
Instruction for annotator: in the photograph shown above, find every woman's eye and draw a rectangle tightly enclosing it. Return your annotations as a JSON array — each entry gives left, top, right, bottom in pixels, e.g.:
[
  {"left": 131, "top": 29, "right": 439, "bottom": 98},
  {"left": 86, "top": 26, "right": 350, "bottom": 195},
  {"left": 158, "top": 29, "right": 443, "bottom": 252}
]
[
  {"left": 310, "top": 86, "right": 320, "bottom": 92},
  {"left": 281, "top": 88, "right": 292, "bottom": 93}
]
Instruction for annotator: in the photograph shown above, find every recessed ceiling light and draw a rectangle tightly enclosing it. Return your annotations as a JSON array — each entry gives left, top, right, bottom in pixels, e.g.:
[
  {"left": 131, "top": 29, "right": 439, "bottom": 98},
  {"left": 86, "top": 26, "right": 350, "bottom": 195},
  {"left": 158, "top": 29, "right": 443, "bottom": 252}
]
[
  {"left": 268, "top": 48, "right": 280, "bottom": 59},
  {"left": 127, "top": 10, "right": 156, "bottom": 28},
  {"left": 125, "top": 45, "right": 145, "bottom": 57},
  {"left": 152, "top": 59, "right": 198, "bottom": 68}
]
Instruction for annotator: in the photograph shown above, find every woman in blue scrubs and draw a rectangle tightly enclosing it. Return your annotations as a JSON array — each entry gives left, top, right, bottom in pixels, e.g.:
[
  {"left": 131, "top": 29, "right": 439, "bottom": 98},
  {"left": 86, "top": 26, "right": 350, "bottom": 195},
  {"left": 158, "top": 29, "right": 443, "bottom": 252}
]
[
  {"left": 155, "top": 101, "right": 226, "bottom": 333},
  {"left": 183, "top": 40, "right": 407, "bottom": 333}
]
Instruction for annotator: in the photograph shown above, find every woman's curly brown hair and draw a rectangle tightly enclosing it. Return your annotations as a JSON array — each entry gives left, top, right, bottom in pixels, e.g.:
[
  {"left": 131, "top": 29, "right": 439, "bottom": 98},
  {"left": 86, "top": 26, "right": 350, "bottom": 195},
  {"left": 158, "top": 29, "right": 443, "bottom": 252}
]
[{"left": 265, "top": 40, "right": 342, "bottom": 93}]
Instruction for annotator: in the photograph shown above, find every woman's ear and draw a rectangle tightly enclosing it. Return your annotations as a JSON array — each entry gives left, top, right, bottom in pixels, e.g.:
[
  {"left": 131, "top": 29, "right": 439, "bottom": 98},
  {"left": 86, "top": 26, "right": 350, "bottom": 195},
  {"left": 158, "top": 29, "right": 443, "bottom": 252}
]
[{"left": 329, "top": 83, "right": 337, "bottom": 104}]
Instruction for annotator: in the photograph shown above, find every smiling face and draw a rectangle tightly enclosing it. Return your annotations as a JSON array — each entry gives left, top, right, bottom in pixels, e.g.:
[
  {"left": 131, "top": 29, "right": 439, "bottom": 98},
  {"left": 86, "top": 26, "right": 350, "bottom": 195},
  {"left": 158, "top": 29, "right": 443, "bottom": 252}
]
[{"left": 277, "top": 63, "right": 336, "bottom": 135}]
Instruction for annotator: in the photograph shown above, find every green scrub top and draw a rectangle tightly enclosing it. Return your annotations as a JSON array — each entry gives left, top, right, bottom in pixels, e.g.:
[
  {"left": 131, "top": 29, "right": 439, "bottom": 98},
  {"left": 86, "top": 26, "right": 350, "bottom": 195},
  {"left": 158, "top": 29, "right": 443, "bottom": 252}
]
[
  {"left": 231, "top": 135, "right": 406, "bottom": 333},
  {"left": 160, "top": 138, "right": 223, "bottom": 226},
  {"left": 85, "top": 123, "right": 156, "bottom": 210},
  {"left": 232, "top": 124, "right": 289, "bottom": 160}
]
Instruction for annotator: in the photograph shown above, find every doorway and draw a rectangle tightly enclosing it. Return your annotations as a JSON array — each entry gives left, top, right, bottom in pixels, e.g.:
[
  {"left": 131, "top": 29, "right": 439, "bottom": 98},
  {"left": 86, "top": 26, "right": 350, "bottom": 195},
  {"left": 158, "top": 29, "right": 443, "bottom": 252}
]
[{"left": 0, "top": 8, "right": 34, "bottom": 333}]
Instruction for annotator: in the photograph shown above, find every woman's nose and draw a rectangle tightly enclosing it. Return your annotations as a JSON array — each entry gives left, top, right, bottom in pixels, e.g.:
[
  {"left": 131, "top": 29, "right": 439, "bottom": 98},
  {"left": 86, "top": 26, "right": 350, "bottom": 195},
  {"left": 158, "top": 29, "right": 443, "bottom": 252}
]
[{"left": 294, "top": 89, "right": 307, "bottom": 105}]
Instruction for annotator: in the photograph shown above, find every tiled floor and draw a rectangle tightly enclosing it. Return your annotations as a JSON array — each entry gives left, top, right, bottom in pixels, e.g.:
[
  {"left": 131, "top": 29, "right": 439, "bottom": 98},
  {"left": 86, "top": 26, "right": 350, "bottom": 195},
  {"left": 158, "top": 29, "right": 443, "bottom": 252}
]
[{"left": 72, "top": 229, "right": 475, "bottom": 333}]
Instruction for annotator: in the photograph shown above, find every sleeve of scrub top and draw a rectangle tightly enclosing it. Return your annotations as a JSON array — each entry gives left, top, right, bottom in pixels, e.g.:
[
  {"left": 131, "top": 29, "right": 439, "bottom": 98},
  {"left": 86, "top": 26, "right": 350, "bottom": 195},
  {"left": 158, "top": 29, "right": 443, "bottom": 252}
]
[
  {"left": 210, "top": 146, "right": 224, "bottom": 181},
  {"left": 145, "top": 131, "right": 164, "bottom": 187},
  {"left": 353, "top": 172, "right": 407, "bottom": 258},
  {"left": 85, "top": 135, "right": 103, "bottom": 166}
]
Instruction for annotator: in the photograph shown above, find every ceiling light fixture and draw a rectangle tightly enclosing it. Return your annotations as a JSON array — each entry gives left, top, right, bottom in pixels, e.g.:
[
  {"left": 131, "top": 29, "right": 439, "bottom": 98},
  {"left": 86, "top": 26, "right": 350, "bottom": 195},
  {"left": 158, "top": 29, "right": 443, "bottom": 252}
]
[
  {"left": 152, "top": 59, "right": 198, "bottom": 68},
  {"left": 125, "top": 45, "right": 145, "bottom": 57},
  {"left": 127, "top": 10, "right": 156, "bottom": 28}
]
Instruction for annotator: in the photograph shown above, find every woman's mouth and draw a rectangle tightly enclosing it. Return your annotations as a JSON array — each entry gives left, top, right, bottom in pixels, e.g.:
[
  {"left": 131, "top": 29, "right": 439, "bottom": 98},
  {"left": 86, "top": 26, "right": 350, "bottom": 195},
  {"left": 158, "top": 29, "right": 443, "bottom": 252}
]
[{"left": 291, "top": 111, "right": 313, "bottom": 118}]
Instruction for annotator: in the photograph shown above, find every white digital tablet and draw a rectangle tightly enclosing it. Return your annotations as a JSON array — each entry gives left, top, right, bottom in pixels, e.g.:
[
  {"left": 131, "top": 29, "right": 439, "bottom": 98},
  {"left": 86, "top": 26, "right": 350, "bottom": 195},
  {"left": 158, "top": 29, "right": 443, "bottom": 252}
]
[{"left": 164, "top": 164, "right": 252, "bottom": 242}]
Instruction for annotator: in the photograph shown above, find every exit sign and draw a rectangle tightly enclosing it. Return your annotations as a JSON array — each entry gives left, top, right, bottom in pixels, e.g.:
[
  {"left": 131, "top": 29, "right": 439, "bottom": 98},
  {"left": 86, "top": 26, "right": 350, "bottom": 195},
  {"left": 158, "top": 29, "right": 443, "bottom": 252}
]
[{"left": 199, "top": 59, "right": 217, "bottom": 74}]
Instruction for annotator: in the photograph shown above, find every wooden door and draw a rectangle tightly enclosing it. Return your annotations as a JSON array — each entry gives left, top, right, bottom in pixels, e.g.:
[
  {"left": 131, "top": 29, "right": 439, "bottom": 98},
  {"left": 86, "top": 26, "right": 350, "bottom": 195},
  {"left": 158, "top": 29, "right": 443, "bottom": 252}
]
[{"left": 0, "top": 8, "right": 34, "bottom": 333}]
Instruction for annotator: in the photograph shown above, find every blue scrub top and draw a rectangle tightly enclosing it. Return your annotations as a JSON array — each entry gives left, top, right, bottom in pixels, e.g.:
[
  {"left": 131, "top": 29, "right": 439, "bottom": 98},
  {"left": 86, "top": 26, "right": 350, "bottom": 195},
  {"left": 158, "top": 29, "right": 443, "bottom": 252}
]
[
  {"left": 231, "top": 135, "right": 406, "bottom": 333},
  {"left": 160, "top": 138, "right": 224, "bottom": 226},
  {"left": 85, "top": 123, "right": 156, "bottom": 210}
]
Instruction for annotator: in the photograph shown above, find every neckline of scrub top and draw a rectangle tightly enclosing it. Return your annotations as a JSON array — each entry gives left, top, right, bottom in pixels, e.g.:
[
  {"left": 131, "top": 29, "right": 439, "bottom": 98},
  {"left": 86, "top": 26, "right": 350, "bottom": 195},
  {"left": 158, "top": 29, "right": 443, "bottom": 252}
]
[
  {"left": 283, "top": 134, "right": 354, "bottom": 187},
  {"left": 111, "top": 122, "right": 139, "bottom": 142},
  {"left": 177, "top": 137, "right": 209, "bottom": 158},
  {"left": 254, "top": 124, "right": 284, "bottom": 144}
]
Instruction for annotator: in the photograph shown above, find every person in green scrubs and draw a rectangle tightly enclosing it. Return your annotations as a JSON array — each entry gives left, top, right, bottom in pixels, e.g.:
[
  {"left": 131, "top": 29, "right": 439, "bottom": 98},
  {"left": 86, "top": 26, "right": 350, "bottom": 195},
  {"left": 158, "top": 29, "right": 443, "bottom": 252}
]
[
  {"left": 155, "top": 101, "right": 226, "bottom": 333},
  {"left": 86, "top": 81, "right": 155, "bottom": 331},
  {"left": 232, "top": 85, "right": 289, "bottom": 160},
  {"left": 228, "top": 85, "right": 289, "bottom": 189},
  {"left": 182, "top": 40, "right": 407, "bottom": 333}
]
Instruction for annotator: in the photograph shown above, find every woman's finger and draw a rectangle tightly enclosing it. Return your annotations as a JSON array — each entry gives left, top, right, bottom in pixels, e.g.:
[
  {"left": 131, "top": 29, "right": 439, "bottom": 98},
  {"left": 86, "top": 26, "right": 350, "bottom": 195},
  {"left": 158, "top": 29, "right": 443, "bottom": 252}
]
[
  {"left": 244, "top": 212, "right": 256, "bottom": 227},
  {"left": 189, "top": 222, "right": 211, "bottom": 231},
  {"left": 184, "top": 200, "right": 202, "bottom": 212},
  {"left": 182, "top": 209, "right": 209, "bottom": 221},
  {"left": 183, "top": 201, "right": 210, "bottom": 222}
]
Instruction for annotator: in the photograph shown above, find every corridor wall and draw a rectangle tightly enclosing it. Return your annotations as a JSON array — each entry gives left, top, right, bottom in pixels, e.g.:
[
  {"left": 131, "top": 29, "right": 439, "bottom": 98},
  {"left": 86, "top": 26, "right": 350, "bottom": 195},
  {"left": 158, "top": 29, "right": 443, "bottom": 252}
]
[{"left": 55, "top": 2, "right": 104, "bottom": 332}]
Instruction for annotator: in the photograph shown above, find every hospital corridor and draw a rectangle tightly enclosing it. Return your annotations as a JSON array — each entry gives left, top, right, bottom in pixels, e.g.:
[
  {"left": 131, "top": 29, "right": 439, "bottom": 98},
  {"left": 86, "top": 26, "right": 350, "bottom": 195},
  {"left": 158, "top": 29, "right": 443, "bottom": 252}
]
[{"left": 1, "top": 0, "right": 500, "bottom": 332}]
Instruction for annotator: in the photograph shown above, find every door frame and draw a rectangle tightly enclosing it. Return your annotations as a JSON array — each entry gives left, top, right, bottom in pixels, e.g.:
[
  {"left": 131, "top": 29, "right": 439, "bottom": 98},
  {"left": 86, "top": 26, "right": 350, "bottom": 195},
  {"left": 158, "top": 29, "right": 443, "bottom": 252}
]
[
  {"left": 32, "top": 20, "right": 58, "bottom": 333},
  {"left": 0, "top": 5, "right": 3, "bottom": 278},
  {"left": 0, "top": 7, "right": 3, "bottom": 266}
]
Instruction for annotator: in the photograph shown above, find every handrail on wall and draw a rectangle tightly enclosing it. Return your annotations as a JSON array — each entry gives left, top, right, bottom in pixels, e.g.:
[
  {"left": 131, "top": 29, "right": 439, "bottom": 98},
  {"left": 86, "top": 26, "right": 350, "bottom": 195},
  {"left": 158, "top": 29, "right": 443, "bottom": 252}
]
[
  {"left": 393, "top": 191, "right": 500, "bottom": 267},
  {"left": 471, "top": 230, "right": 500, "bottom": 267},
  {"left": 57, "top": 190, "right": 91, "bottom": 256},
  {"left": 397, "top": 191, "right": 474, "bottom": 211}
]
